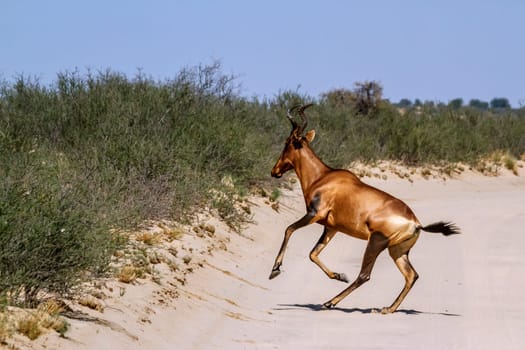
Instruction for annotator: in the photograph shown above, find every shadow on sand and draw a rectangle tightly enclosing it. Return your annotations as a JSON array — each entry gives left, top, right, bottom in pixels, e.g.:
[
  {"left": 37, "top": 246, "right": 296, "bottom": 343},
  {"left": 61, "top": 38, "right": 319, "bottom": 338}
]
[{"left": 274, "top": 303, "right": 460, "bottom": 317}]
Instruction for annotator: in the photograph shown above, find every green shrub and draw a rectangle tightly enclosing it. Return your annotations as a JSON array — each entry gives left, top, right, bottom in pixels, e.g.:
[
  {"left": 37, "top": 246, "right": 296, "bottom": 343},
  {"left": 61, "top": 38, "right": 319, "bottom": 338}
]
[{"left": 0, "top": 151, "right": 115, "bottom": 306}]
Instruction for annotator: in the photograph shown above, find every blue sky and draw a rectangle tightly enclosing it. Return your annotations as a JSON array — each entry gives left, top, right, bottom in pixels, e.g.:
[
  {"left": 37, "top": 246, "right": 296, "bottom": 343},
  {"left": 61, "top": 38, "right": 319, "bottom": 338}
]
[{"left": 2, "top": 0, "right": 524, "bottom": 106}]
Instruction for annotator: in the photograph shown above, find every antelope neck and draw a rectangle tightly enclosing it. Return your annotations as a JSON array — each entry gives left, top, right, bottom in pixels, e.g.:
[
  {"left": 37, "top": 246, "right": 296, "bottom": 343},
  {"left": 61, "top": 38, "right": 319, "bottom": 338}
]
[{"left": 293, "top": 146, "right": 331, "bottom": 192}]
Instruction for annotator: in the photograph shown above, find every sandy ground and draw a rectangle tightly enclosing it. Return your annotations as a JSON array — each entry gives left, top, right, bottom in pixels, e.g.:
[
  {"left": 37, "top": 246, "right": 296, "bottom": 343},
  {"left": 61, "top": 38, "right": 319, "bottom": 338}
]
[{"left": 12, "top": 168, "right": 525, "bottom": 350}]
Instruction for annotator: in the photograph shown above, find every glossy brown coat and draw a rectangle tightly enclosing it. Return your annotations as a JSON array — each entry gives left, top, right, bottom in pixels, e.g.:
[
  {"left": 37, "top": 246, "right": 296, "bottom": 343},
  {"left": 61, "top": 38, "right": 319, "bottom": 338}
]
[{"left": 269, "top": 104, "right": 460, "bottom": 313}]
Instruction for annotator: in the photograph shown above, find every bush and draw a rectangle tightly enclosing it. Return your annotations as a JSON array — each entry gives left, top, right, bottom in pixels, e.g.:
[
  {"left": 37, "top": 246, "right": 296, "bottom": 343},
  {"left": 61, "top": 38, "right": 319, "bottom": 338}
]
[
  {"left": 306, "top": 102, "right": 525, "bottom": 167},
  {"left": 0, "top": 63, "right": 276, "bottom": 305},
  {"left": 0, "top": 151, "right": 115, "bottom": 306}
]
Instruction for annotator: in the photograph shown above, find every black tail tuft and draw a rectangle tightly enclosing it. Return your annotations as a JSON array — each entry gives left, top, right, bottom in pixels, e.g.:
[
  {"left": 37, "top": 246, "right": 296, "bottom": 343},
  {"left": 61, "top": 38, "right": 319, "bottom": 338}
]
[{"left": 420, "top": 221, "right": 461, "bottom": 236}]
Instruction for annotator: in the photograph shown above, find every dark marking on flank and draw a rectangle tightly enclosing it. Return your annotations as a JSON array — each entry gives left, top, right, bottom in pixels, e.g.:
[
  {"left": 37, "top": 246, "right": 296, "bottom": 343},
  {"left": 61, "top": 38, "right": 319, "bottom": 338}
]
[{"left": 307, "top": 193, "right": 321, "bottom": 217}]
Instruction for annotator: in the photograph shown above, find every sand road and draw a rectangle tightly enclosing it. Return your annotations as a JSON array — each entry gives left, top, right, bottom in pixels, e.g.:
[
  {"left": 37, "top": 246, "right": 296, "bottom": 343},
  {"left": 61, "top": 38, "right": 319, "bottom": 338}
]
[
  {"left": 167, "top": 174, "right": 525, "bottom": 350},
  {"left": 22, "top": 172, "right": 525, "bottom": 350}
]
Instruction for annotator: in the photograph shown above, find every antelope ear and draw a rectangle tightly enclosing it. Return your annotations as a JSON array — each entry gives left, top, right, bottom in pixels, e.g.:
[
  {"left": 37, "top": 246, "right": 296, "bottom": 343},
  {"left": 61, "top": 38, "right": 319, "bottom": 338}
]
[{"left": 305, "top": 130, "right": 316, "bottom": 143}]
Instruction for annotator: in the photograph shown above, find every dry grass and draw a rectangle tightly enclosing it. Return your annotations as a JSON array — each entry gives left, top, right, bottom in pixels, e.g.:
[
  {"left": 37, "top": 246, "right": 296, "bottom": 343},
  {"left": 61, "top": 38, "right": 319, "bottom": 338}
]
[
  {"left": 12, "top": 299, "right": 69, "bottom": 341},
  {"left": 118, "top": 265, "right": 138, "bottom": 284},
  {"left": 477, "top": 151, "right": 520, "bottom": 176},
  {"left": 36, "top": 300, "right": 68, "bottom": 336},
  {"left": 502, "top": 154, "right": 518, "bottom": 175},
  {"left": 134, "top": 223, "right": 184, "bottom": 245},
  {"left": 16, "top": 314, "right": 41, "bottom": 340},
  {"left": 78, "top": 295, "right": 104, "bottom": 313},
  {"left": 135, "top": 232, "right": 163, "bottom": 246},
  {"left": 158, "top": 223, "right": 184, "bottom": 241},
  {"left": 0, "top": 312, "right": 14, "bottom": 344}
]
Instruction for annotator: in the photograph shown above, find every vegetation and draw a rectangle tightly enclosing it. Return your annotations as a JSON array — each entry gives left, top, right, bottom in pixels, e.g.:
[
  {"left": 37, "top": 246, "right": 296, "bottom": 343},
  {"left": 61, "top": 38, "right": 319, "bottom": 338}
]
[
  {"left": 1, "top": 62, "right": 524, "bottom": 309},
  {"left": 490, "top": 97, "right": 511, "bottom": 109},
  {"left": 469, "top": 99, "right": 489, "bottom": 110}
]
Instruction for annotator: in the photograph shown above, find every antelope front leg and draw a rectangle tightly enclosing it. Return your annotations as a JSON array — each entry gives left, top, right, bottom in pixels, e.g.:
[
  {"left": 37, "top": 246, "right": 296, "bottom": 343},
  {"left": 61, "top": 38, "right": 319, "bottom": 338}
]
[
  {"left": 324, "top": 232, "right": 388, "bottom": 308},
  {"left": 269, "top": 213, "right": 314, "bottom": 279},
  {"left": 309, "top": 227, "right": 348, "bottom": 283},
  {"left": 269, "top": 236, "right": 288, "bottom": 279}
]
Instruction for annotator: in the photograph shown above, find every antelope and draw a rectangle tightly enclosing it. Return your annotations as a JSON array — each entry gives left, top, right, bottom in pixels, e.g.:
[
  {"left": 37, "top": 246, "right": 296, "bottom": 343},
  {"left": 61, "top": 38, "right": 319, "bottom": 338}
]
[{"left": 269, "top": 104, "right": 460, "bottom": 314}]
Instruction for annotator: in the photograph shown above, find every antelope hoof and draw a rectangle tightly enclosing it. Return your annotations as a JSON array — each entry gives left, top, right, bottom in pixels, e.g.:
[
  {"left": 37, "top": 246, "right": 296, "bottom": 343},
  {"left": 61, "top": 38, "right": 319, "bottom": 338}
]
[
  {"left": 269, "top": 268, "right": 281, "bottom": 280},
  {"left": 335, "top": 272, "right": 349, "bottom": 283},
  {"left": 323, "top": 301, "right": 335, "bottom": 309},
  {"left": 381, "top": 307, "right": 394, "bottom": 314},
  {"left": 376, "top": 307, "right": 393, "bottom": 314}
]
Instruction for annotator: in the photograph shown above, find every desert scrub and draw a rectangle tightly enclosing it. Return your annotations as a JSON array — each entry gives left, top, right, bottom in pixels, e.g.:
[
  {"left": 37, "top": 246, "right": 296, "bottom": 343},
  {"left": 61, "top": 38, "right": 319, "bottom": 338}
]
[
  {"left": 0, "top": 150, "right": 116, "bottom": 307},
  {"left": 0, "top": 63, "right": 262, "bottom": 307},
  {"left": 1, "top": 62, "right": 524, "bottom": 309}
]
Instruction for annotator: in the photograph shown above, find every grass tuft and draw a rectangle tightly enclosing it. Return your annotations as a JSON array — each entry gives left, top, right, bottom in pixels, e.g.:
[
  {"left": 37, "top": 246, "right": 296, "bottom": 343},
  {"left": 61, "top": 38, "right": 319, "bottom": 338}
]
[
  {"left": 117, "top": 266, "right": 138, "bottom": 284},
  {"left": 16, "top": 314, "right": 41, "bottom": 340},
  {"left": 135, "top": 232, "right": 162, "bottom": 246}
]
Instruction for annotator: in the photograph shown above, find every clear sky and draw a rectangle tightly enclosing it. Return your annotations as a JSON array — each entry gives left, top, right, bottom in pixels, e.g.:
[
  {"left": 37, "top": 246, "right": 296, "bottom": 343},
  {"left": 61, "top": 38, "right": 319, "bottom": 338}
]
[{"left": 2, "top": 0, "right": 524, "bottom": 106}]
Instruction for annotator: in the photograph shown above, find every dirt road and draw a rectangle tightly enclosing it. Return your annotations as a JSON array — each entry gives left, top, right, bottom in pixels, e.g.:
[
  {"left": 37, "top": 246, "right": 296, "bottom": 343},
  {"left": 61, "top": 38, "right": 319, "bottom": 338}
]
[
  {"left": 24, "top": 172, "right": 525, "bottom": 350},
  {"left": 168, "top": 174, "right": 525, "bottom": 350}
]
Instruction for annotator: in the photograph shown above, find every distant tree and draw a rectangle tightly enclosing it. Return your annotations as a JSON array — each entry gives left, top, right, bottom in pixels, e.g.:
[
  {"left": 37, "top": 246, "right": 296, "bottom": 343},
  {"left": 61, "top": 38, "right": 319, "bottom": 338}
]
[
  {"left": 414, "top": 99, "right": 422, "bottom": 107},
  {"left": 448, "top": 98, "right": 463, "bottom": 109},
  {"left": 490, "top": 97, "right": 511, "bottom": 109},
  {"left": 321, "top": 81, "right": 383, "bottom": 115},
  {"left": 469, "top": 99, "right": 489, "bottom": 109},
  {"left": 423, "top": 100, "right": 435, "bottom": 108},
  {"left": 397, "top": 98, "right": 412, "bottom": 108},
  {"left": 352, "top": 81, "right": 383, "bottom": 114}
]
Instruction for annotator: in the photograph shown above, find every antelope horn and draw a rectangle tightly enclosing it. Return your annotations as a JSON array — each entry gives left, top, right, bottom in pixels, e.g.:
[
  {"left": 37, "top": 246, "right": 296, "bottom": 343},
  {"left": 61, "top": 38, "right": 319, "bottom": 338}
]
[
  {"left": 297, "top": 103, "right": 313, "bottom": 131},
  {"left": 287, "top": 104, "right": 301, "bottom": 128}
]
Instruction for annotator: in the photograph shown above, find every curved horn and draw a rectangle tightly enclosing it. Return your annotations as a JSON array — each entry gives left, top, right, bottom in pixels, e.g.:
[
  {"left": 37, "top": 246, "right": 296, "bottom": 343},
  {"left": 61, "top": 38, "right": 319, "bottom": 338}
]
[
  {"left": 286, "top": 104, "right": 301, "bottom": 128},
  {"left": 297, "top": 103, "right": 313, "bottom": 131}
]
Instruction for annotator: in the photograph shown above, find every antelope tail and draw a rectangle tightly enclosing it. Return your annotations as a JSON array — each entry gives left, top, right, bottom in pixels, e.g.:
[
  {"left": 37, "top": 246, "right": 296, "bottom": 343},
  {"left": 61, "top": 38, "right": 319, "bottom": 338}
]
[{"left": 419, "top": 221, "right": 461, "bottom": 236}]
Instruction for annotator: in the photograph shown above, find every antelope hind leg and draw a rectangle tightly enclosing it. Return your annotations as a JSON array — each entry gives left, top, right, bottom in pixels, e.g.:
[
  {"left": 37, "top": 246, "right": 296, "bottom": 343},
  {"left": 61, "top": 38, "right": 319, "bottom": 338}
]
[{"left": 379, "top": 252, "right": 419, "bottom": 314}]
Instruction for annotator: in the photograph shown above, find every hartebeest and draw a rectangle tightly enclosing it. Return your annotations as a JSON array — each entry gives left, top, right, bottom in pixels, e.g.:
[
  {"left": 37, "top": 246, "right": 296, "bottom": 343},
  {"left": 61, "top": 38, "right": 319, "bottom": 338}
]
[{"left": 269, "top": 104, "right": 460, "bottom": 314}]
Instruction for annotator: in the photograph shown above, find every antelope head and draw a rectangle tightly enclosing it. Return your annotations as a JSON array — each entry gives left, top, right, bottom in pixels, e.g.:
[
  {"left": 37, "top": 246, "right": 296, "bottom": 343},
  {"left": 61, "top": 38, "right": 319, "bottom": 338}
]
[{"left": 271, "top": 104, "right": 316, "bottom": 178}]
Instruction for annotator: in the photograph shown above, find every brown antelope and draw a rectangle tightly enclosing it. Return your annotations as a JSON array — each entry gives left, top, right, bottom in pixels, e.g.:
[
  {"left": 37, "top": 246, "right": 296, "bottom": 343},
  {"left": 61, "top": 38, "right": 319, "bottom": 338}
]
[{"left": 269, "top": 104, "right": 460, "bottom": 314}]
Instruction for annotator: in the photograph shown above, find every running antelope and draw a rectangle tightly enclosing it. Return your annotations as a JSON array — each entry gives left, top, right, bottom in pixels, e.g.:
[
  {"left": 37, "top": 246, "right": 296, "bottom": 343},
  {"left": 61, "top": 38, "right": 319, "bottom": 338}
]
[{"left": 269, "top": 104, "right": 460, "bottom": 314}]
